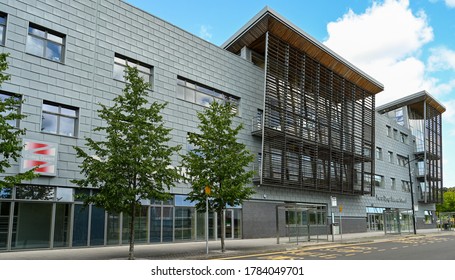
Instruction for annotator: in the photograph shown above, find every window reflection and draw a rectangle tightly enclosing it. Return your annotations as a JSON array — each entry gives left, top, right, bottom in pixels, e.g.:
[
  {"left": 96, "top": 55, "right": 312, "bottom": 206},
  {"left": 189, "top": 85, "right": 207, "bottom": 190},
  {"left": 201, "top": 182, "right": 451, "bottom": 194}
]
[
  {"left": 42, "top": 112, "right": 58, "bottom": 134},
  {"left": 41, "top": 102, "right": 78, "bottom": 137},
  {"left": 26, "top": 24, "right": 65, "bottom": 62},
  {"left": 0, "top": 15, "right": 5, "bottom": 45},
  {"left": 0, "top": 188, "right": 11, "bottom": 199},
  {"left": 15, "top": 185, "right": 55, "bottom": 200},
  {"left": 0, "top": 92, "right": 21, "bottom": 127},
  {"left": 177, "top": 77, "right": 240, "bottom": 114},
  {"left": 113, "top": 54, "right": 153, "bottom": 87}
]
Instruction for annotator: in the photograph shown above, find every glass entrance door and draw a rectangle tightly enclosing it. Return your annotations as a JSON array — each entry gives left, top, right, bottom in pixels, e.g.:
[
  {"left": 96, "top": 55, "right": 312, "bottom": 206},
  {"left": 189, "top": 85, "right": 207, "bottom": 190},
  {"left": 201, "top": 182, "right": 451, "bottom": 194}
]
[
  {"left": 218, "top": 209, "right": 234, "bottom": 239},
  {"left": 384, "top": 209, "right": 400, "bottom": 234},
  {"left": 225, "top": 209, "right": 233, "bottom": 239},
  {"left": 367, "top": 213, "right": 384, "bottom": 231}
]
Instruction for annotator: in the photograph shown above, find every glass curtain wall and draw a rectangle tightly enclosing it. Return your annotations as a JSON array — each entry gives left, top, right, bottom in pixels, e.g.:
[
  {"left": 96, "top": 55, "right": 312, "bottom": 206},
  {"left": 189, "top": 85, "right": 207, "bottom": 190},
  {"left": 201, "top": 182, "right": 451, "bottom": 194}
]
[
  {"left": 0, "top": 202, "right": 11, "bottom": 250},
  {"left": 0, "top": 191, "right": 241, "bottom": 250}
]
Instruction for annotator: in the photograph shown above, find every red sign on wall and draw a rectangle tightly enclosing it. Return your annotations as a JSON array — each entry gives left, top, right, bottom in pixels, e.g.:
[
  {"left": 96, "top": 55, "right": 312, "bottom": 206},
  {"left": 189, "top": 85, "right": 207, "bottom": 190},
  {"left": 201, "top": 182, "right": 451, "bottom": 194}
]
[{"left": 20, "top": 139, "right": 58, "bottom": 176}]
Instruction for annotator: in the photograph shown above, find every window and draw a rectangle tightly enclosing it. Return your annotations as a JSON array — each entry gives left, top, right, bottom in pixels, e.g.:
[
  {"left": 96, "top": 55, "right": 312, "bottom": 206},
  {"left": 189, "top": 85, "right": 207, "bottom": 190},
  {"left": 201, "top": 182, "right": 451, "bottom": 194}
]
[
  {"left": 376, "top": 147, "right": 383, "bottom": 160},
  {"left": 0, "top": 13, "right": 6, "bottom": 45},
  {"left": 113, "top": 54, "right": 153, "bottom": 86},
  {"left": 401, "top": 180, "right": 410, "bottom": 192},
  {"left": 41, "top": 101, "right": 78, "bottom": 137},
  {"left": 374, "top": 175, "right": 384, "bottom": 188},
  {"left": 424, "top": 211, "right": 433, "bottom": 224},
  {"left": 386, "top": 125, "right": 391, "bottom": 137},
  {"left": 395, "top": 108, "right": 404, "bottom": 126},
  {"left": 177, "top": 77, "right": 240, "bottom": 114},
  {"left": 390, "top": 178, "right": 396, "bottom": 190},
  {"left": 397, "top": 155, "right": 407, "bottom": 167},
  {"left": 26, "top": 23, "right": 65, "bottom": 62},
  {"left": 388, "top": 151, "right": 393, "bottom": 163},
  {"left": 393, "top": 129, "right": 398, "bottom": 140},
  {"left": 400, "top": 133, "right": 408, "bottom": 144},
  {"left": 0, "top": 92, "right": 21, "bottom": 127}
]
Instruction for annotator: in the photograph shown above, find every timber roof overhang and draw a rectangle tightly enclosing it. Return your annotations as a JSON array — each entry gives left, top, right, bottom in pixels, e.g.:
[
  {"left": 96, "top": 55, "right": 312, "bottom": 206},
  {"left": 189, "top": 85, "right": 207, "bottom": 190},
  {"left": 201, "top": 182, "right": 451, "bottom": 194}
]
[
  {"left": 222, "top": 6, "right": 384, "bottom": 95},
  {"left": 376, "top": 90, "right": 446, "bottom": 116}
]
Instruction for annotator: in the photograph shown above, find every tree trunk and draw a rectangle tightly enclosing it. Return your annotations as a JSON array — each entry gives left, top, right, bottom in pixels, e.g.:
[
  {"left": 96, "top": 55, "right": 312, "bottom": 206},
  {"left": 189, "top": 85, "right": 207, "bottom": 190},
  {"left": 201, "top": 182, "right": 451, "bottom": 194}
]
[
  {"left": 128, "top": 203, "right": 136, "bottom": 260},
  {"left": 220, "top": 208, "right": 225, "bottom": 253}
]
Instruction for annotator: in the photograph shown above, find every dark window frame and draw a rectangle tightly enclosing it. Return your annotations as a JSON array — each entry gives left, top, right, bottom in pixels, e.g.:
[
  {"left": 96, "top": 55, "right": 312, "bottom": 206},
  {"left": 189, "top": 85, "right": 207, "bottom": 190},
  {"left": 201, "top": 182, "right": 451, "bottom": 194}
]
[
  {"left": 0, "top": 91, "right": 21, "bottom": 127},
  {"left": 177, "top": 76, "right": 240, "bottom": 114},
  {"left": 41, "top": 101, "right": 78, "bottom": 137},
  {"left": 26, "top": 23, "right": 65, "bottom": 63},
  {"left": 0, "top": 12, "right": 7, "bottom": 46},
  {"left": 113, "top": 53, "right": 153, "bottom": 88}
]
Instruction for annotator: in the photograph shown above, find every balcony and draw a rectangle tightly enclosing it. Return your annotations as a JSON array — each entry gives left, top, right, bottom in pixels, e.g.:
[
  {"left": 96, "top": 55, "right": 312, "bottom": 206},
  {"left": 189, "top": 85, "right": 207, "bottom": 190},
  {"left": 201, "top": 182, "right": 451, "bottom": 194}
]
[{"left": 251, "top": 116, "right": 263, "bottom": 136}]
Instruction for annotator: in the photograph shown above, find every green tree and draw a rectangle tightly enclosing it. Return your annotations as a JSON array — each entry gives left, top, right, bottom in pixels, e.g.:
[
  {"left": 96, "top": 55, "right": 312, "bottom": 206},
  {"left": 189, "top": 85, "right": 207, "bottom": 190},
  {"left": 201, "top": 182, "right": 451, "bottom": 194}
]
[
  {"left": 72, "top": 66, "right": 181, "bottom": 260},
  {"left": 437, "top": 187, "right": 455, "bottom": 213},
  {"left": 0, "top": 53, "right": 37, "bottom": 191},
  {"left": 181, "top": 101, "right": 254, "bottom": 252}
]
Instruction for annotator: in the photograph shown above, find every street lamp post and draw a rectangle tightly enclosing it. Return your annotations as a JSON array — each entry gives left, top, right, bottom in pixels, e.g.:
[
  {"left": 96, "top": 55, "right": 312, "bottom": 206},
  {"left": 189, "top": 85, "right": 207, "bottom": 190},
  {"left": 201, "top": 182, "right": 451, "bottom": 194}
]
[{"left": 406, "top": 155, "right": 417, "bottom": 235}]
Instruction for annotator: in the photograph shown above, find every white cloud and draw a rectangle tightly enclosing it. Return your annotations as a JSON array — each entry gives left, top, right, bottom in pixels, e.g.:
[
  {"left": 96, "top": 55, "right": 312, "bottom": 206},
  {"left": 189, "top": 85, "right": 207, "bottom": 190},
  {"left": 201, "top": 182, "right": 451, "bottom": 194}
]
[
  {"left": 442, "top": 99, "right": 455, "bottom": 135},
  {"left": 428, "top": 46, "right": 455, "bottom": 72},
  {"left": 323, "top": 0, "right": 435, "bottom": 106},
  {"left": 199, "top": 25, "right": 213, "bottom": 41},
  {"left": 445, "top": 0, "right": 455, "bottom": 8}
]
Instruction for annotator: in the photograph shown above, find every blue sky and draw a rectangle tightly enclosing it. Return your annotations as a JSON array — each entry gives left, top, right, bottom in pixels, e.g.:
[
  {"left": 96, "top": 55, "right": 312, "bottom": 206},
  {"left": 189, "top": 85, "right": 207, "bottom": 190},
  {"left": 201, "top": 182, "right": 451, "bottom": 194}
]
[{"left": 125, "top": 0, "right": 455, "bottom": 188}]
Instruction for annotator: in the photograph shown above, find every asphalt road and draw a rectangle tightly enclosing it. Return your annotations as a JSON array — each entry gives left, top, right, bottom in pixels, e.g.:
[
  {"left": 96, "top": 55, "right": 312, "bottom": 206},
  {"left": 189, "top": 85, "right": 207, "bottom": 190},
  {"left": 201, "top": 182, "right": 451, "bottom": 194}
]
[{"left": 218, "top": 234, "right": 455, "bottom": 260}]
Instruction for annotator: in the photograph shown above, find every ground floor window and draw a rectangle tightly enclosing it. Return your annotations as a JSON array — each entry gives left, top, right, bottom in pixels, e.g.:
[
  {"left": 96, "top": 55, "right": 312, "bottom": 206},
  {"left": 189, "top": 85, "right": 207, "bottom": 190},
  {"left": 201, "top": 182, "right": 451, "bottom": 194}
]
[
  {"left": 366, "top": 207, "right": 413, "bottom": 234},
  {"left": 425, "top": 211, "right": 433, "bottom": 224},
  {"left": 0, "top": 202, "right": 11, "bottom": 250},
  {"left": 0, "top": 189, "right": 242, "bottom": 250}
]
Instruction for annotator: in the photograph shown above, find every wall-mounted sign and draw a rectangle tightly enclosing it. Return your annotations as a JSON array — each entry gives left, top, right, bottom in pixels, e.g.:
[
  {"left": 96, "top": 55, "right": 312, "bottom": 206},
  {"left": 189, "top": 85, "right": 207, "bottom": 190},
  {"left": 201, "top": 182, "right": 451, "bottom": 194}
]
[
  {"left": 20, "top": 139, "right": 58, "bottom": 176},
  {"left": 375, "top": 195, "right": 407, "bottom": 204},
  {"left": 331, "top": 196, "right": 337, "bottom": 207}
]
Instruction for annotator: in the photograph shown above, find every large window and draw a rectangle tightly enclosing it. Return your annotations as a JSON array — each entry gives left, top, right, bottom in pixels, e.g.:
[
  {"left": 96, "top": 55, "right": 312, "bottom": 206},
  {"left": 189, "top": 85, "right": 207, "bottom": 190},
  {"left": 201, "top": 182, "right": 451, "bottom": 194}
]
[
  {"left": 0, "top": 13, "right": 6, "bottom": 45},
  {"left": 26, "top": 23, "right": 65, "bottom": 62},
  {"left": 177, "top": 77, "right": 240, "bottom": 114},
  {"left": 0, "top": 91, "right": 21, "bottom": 127},
  {"left": 113, "top": 54, "right": 153, "bottom": 87},
  {"left": 41, "top": 101, "right": 78, "bottom": 137}
]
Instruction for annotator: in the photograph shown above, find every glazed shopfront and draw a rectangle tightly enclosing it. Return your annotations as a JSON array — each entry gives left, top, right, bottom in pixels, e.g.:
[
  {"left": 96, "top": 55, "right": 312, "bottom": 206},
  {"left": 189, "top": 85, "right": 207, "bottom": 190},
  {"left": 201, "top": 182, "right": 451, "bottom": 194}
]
[
  {"left": 366, "top": 207, "right": 413, "bottom": 234},
  {"left": 0, "top": 186, "right": 242, "bottom": 251}
]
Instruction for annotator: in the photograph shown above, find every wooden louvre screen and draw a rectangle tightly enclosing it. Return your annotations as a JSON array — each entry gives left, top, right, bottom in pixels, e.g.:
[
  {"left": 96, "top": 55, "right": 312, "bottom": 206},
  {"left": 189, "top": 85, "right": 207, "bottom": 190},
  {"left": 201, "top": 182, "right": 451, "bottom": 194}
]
[{"left": 261, "top": 34, "right": 375, "bottom": 195}]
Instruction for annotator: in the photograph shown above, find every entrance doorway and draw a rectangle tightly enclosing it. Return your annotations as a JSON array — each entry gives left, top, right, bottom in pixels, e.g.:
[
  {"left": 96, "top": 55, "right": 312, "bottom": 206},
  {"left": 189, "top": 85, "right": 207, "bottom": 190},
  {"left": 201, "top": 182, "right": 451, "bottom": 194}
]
[
  {"left": 384, "top": 209, "right": 400, "bottom": 234},
  {"left": 367, "top": 213, "right": 384, "bottom": 231},
  {"left": 276, "top": 203, "right": 328, "bottom": 244},
  {"left": 217, "top": 209, "right": 242, "bottom": 239}
]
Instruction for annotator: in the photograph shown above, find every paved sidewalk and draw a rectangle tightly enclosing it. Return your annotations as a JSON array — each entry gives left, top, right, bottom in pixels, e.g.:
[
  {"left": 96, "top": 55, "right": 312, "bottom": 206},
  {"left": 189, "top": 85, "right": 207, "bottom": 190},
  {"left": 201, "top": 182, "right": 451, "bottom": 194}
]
[{"left": 0, "top": 228, "right": 451, "bottom": 260}]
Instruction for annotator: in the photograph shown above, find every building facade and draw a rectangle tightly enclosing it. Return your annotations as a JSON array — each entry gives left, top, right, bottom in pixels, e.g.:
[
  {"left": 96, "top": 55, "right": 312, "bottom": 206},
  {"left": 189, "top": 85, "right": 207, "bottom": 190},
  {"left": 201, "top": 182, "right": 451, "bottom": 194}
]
[{"left": 0, "top": 0, "right": 444, "bottom": 251}]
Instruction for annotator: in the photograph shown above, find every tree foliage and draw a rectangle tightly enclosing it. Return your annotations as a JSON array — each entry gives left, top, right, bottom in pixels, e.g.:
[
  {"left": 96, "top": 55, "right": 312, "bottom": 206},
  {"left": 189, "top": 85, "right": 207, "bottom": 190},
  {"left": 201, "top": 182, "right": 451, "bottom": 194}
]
[
  {"left": 72, "top": 66, "right": 181, "bottom": 259},
  {"left": 181, "top": 101, "right": 254, "bottom": 252},
  {"left": 437, "top": 187, "right": 455, "bottom": 213},
  {"left": 0, "top": 53, "right": 37, "bottom": 190}
]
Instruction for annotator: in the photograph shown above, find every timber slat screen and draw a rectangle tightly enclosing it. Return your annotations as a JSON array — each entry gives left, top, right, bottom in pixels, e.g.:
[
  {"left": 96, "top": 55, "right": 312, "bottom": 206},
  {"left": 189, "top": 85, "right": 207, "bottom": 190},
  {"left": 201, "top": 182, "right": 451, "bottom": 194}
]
[
  {"left": 261, "top": 34, "right": 375, "bottom": 195},
  {"left": 409, "top": 102, "right": 443, "bottom": 203}
]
